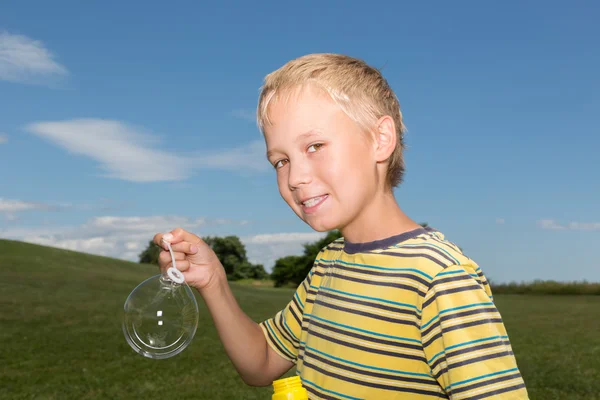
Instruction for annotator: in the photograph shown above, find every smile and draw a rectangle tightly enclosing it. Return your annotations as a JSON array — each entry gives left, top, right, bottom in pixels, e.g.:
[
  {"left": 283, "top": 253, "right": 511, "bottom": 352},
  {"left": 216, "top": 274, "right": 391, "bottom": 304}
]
[{"left": 301, "top": 195, "right": 328, "bottom": 213}]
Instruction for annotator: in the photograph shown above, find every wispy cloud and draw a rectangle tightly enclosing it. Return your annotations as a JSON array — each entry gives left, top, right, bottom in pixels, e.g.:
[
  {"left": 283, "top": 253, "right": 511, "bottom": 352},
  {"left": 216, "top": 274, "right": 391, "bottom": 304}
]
[
  {"left": 25, "top": 119, "right": 269, "bottom": 182},
  {"left": 1, "top": 215, "right": 209, "bottom": 261},
  {"left": 537, "top": 219, "right": 600, "bottom": 231},
  {"left": 197, "top": 139, "right": 268, "bottom": 172},
  {"left": 230, "top": 109, "right": 257, "bottom": 123},
  {"left": 0, "top": 133, "right": 7, "bottom": 144},
  {"left": 0, "top": 198, "right": 60, "bottom": 223},
  {"left": 0, "top": 215, "right": 315, "bottom": 270},
  {"left": 244, "top": 232, "right": 324, "bottom": 244},
  {"left": 0, "top": 198, "right": 56, "bottom": 213},
  {"left": 0, "top": 198, "right": 131, "bottom": 220},
  {"left": 496, "top": 218, "right": 505, "bottom": 225},
  {"left": 4, "top": 213, "right": 18, "bottom": 222},
  {"left": 243, "top": 232, "right": 325, "bottom": 270},
  {"left": 0, "top": 31, "right": 68, "bottom": 85},
  {"left": 26, "top": 119, "right": 189, "bottom": 182}
]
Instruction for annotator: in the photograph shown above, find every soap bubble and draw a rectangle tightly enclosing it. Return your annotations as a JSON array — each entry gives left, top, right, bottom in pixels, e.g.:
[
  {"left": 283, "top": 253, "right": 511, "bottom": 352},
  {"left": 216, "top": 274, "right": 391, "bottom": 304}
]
[{"left": 122, "top": 241, "right": 199, "bottom": 359}]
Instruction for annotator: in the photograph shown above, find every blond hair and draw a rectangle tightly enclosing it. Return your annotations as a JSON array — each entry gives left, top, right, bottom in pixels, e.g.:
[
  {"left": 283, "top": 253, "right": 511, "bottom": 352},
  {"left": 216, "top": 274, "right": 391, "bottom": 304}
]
[{"left": 257, "top": 53, "right": 407, "bottom": 188}]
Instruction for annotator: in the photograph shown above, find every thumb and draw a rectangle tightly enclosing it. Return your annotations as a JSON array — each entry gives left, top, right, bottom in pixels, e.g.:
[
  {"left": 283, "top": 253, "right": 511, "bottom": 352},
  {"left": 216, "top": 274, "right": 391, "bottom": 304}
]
[{"left": 164, "top": 228, "right": 201, "bottom": 244}]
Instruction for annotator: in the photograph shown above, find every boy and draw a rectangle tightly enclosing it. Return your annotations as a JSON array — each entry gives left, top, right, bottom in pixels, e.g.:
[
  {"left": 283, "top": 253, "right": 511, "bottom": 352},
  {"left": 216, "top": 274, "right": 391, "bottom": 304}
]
[{"left": 154, "top": 54, "right": 528, "bottom": 399}]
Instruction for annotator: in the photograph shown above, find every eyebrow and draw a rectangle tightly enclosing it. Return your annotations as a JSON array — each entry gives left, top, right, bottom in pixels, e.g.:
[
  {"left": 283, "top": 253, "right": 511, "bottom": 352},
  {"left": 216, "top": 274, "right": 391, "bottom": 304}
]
[{"left": 266, "top": 129, "right": 322, "bottom": 160}]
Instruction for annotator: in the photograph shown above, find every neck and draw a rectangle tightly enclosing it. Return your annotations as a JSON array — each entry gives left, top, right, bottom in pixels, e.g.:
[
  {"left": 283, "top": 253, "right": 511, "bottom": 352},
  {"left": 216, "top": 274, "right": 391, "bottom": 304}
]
[{"left": 340, "top": 189, "right": 422, "bottom": 243}]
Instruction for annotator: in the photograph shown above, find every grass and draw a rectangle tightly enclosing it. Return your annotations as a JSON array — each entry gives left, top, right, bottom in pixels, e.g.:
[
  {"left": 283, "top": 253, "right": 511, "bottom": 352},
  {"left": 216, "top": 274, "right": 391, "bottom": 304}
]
[
  {"left": 1, "top": 239, "right": 599, "bottom": 399},
  {"left": 490, "top": 280, "right": 600, "bottom": 295}
]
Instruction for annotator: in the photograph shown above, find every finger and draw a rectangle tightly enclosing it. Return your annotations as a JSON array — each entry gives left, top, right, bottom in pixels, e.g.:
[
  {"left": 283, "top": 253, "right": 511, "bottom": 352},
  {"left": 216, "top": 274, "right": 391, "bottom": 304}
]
[
  {"left": 173, "top": 259, "right": 191, "bottom": 272},
  {"left": 170, "top": 228, "right": 202, "bottom": 246},
  {"left": 182, "top": 268, "right": 203, "bottom": 285},
  {"left": 169, "top": 241, "right": 199, "bottom": 255},
  {"left": 154, "top": 231, "right": 181, "bottom": 250},
  {"left": 158, "top": 250, "right": 171, "bottom": 267},
  {"left": 159, "top": 259, "right": 190, "bottom": 273},
  {"left": 153, "top": 232, "right": 166, "bottom": 248},
  {"left": 158, "top": 250, "right": 186, "bottom": 265}
]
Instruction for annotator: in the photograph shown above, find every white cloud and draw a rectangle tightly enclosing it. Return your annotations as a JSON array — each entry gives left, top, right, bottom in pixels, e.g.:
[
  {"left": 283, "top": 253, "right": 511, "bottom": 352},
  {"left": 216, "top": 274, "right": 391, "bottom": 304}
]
[
  {"left": 0, "top": 198, "right": 130, "bottom": 219},
  {"left": 4, "top": 213, "right": 18, "bottom": 222},
  {"left": 537, "top": 219, "right": 600, "bottom": 231},
  {"left": 0, "top": 214, "right": 327, "bottom": 271},
  {"left": 244, "top": 232, "right": 324, "bottom": 244},
  {"left": 26, "top": 119, "right": 189, "bottom": 182},
  {"left": 538, "top": 219, "right": 565, "bottom": 230},
  {"left": 0, "top": 133, "right": 7, "bottom": 144},
  {"left": 567, "top": 222, "right": 600, "bottom": 231},
  {"left": 0, "top": 31, "right": 68, "bottom": 85},
  {"left": 243, "top": 232, "right": 326, "bottom": 270},
  {"left": 1, "top": 202, "right": 45, "bottom": 221},
  {"left": 89, "top": 215, "right": 207, "bottom": 235},
  {"left": 0, "top": 198, "right": 54, "bottom": 213},
  {"left": 25, "top": 119, "right": 269, "bottom": 182},
  {"left": 0, "top": 215, "right": 209, "bottom": 261},
  {"left": 197, "top": 139, "right": 268, "bottom": 172},
  {"left": 496, "top": 218, "right": 505, "bottom": 225}
]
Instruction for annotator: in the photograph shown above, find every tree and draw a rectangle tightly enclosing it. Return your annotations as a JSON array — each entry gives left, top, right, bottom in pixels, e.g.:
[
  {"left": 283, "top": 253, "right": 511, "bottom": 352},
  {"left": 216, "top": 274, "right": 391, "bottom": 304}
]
[
  {"left": 203, "top": 235, "right": 267, "bottom": 281},
  {"left": 138, "top": 234, "right": 267, "bottom": 281},
  {"left": 271, "top": 255, "right": 306, "bottom": 287},
  {"left": 203, "top": 235, "right": 247, "bottom": 276},
  {"left": 271, "top": 230, "right": 343, "bottom": 287},
  {"left": 138, "top": 240, "right": 160, "bottom": 265},
  {"left": 230, "top": 261, "right": 269, "bottom": 281}
]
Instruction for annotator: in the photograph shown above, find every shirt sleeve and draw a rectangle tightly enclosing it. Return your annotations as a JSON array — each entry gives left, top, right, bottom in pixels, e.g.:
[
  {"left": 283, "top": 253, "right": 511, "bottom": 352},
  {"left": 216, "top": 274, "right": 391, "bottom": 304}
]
[
  {"left": 259, "top": 267, "right": 315, "bottom": 363},
  {"left": 420, "top": 265, "right": 529, "bottom": 399}
]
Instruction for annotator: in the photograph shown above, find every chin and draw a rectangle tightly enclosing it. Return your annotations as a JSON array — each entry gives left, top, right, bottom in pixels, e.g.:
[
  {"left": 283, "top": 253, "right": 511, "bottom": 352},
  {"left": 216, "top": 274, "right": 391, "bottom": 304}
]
[{"left": 304, "top": 216, "right": 341, "bottom": 233}]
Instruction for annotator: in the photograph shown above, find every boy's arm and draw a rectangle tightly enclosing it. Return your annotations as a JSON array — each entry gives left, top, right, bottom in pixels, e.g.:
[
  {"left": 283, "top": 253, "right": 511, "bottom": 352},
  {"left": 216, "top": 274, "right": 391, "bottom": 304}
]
[
  {"left": 420, "top": 265, "right": 529, "bottom": 399},
  {"left": 201, "top": 275, "right": 294, "bottom": 386}
]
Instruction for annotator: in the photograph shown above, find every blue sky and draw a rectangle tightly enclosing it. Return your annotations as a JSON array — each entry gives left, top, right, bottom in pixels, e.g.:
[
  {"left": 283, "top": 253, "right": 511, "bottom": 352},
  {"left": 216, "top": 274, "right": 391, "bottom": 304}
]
[{"left": 0, "top": 1, "right": 598, "bottom": 283}]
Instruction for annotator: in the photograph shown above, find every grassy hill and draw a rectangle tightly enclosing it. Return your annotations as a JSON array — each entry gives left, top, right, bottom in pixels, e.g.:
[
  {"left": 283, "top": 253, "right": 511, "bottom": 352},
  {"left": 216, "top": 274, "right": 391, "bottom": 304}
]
[
  {"left": 0, "top": 239, "right": 294, "bottom": 400},
  {"left": 1, "top": 239, "right": 599, "bottom": 399}
]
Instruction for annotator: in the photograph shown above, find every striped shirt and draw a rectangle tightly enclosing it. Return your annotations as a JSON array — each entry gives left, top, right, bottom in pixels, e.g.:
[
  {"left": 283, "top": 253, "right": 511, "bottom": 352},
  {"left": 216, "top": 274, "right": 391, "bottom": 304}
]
[{"left": 260, "top": 227, "right": 528, "bottom": 399}]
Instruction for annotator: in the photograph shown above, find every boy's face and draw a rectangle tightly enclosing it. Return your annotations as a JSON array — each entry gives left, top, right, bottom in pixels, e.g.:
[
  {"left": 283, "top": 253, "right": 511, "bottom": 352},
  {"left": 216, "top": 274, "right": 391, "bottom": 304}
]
[{"left": 264, "top": 86, "right": 379, "bottom": 233}]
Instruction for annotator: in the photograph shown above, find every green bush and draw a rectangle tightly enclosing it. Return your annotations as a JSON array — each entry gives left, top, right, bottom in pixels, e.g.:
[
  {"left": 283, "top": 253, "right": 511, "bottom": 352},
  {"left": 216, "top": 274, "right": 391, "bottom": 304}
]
[{"left": 490, "top": 280, "right": 600, "bottom": 295}]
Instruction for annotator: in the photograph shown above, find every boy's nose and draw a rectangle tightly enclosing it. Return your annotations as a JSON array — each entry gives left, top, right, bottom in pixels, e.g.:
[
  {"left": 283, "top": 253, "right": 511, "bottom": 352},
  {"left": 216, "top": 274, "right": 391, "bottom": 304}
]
[{"left": 288, "top": 163, "right": 312, "bottom": 190}]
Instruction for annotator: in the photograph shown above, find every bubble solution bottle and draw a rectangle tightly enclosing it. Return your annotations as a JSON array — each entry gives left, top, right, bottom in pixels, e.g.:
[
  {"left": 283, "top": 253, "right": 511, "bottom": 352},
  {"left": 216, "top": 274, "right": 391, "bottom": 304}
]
[{"left": 271, "top": 376, "right": 308, "bottom": 400}]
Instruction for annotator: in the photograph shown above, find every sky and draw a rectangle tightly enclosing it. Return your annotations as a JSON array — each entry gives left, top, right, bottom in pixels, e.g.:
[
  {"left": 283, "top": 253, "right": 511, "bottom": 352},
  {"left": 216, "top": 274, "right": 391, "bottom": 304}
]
[{"left": 0, "top": 1, "right": 598, "bottom": 283}]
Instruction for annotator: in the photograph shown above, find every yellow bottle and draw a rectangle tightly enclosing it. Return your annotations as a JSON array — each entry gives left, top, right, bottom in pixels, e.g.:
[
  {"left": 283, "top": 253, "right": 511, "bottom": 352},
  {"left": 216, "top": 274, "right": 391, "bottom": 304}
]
[{"left": 272, "top": 376, "right": 309, "bottom": 400}]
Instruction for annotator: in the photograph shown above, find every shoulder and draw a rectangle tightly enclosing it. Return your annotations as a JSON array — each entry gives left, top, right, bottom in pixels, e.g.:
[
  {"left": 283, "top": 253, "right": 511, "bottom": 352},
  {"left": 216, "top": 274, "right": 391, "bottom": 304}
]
[
  {"left": 308, "top": 237, "right": 345, "bottom": 277},
  {"left": 384, "top": 227, "right": 481, "bottom": 283},
  {"left": 316, "top": 237, "right": 345, "bottom": 259},
  {"left": 415, "top": 228, "right": 493, "bottom": 296}
]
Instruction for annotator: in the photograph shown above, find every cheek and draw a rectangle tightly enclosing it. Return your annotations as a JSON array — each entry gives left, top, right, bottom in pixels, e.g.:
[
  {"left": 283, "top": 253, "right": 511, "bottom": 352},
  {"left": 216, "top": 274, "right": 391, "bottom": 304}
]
[
  {"left": 276, "top": 172, "right": 293, "bottom": 202},
  {"left": 322, "top": 146, "right": 360, "bottom": 181},
  {"left": 314, "top": 148, "right": 341, "bottom": 180},
  {"left": 333, "top": 145, "right": 374, "bottom": 188}
]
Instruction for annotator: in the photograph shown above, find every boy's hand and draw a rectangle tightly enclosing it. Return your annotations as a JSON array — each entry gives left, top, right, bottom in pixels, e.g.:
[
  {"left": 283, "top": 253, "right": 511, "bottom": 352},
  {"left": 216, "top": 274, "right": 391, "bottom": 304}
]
[
  {"left": 153, "top": 228, "right": 224, "bottom": 291},
  {"left": 155, "top": 228, "right": 293, "bottom": 385}
]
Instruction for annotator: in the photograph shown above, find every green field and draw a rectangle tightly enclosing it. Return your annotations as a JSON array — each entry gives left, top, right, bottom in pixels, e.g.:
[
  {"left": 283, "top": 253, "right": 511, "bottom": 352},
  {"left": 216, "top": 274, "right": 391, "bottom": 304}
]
[{"left": 1, "top": 239, "right": 599, "bottom": 399}]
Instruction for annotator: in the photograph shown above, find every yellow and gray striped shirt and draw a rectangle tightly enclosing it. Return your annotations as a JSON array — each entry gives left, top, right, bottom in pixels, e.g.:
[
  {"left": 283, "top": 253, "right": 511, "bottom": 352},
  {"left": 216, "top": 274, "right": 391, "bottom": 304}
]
[{"left": 260, "top": 227, "right": 528, "bottom": 399}]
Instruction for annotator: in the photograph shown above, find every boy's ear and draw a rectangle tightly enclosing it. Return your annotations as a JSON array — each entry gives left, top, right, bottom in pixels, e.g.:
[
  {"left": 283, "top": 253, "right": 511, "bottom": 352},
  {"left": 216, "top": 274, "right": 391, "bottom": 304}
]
[{"left": 373, "top": 115, "right": 396, "bottom": 163}]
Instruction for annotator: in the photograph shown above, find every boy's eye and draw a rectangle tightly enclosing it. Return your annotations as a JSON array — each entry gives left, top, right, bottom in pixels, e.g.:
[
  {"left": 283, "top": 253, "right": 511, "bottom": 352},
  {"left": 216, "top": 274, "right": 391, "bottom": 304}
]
[
  {"left": 307, "top": 143, "right": 324, "bottom": 153},
  {"left": 274, "top": 159, "right": 288, "bottom": 169}
]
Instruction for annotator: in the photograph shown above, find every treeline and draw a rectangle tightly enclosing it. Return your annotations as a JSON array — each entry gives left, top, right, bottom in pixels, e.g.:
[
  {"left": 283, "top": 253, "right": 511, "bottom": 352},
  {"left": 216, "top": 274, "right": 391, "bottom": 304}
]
[
  {"left": 269, "top": 230, "right": 343, "bottom": 287},
  {"left": 137, "top": 230, "right": 342, "bottom": 285},
  {"left": 138, "top": 235, "right": 268, "bottom": 281},
  {"left": 490, "top": 280, "right": 600, "bottom": 295},
  {"left": 138, "top": 232, "right": 599, "bottom": 295}
]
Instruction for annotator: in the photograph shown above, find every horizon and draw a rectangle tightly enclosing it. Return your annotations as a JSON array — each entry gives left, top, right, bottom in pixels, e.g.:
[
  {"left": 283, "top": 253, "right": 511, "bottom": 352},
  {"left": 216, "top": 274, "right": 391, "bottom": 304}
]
[{"left": 1, "top": 1, "right": 599, "bottom": 283}]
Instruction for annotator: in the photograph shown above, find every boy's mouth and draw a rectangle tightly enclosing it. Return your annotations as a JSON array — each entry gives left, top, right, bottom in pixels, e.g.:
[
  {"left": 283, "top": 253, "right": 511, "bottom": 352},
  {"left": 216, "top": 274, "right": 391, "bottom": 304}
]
[{"left": 300, "top": 194, "right": 329, "bottom": 213}]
